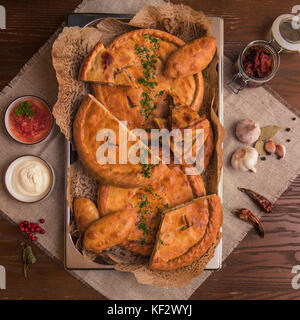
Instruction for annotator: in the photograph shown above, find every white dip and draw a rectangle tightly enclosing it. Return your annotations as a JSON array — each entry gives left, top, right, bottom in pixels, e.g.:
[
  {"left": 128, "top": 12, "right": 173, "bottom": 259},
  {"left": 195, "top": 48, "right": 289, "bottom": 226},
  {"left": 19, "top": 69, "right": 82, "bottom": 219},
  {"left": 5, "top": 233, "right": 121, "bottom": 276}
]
[{"left": 12, "top": 159, "right": 51, "bottom": 199}]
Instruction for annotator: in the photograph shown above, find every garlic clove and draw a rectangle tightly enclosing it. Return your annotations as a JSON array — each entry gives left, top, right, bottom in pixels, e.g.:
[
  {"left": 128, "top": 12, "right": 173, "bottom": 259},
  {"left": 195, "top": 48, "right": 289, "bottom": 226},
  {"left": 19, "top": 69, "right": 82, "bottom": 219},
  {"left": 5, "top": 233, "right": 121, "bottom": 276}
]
[
  {"left": 264, "top": 140, "right": 276, "bottom": 154},
  {"left": 275, "top": 144, "right": 286, "bottom": 159},
  {"left": 235, "top": 119, "right": 261, "bottom": 144},
  {"left": 231, "top": 146, "right": 258, "bottom": 172}
]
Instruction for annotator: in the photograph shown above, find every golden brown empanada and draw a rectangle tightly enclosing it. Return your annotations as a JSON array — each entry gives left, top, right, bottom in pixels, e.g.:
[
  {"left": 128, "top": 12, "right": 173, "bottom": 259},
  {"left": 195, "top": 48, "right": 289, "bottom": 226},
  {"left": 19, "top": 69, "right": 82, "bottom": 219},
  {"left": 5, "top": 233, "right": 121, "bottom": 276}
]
[
  {"left": 164, "top": 37, "right": 217, "bottom": 78},
  {"left": 73, "top": 197, "right": 100, "bottom": 233},
  {"left": 83, "top": 209, "right": 136, "bottom": 254}
]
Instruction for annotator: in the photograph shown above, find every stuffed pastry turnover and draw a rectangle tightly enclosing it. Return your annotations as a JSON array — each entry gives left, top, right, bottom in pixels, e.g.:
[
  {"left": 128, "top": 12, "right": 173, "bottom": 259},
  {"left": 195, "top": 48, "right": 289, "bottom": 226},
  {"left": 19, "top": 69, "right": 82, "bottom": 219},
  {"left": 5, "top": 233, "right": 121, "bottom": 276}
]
[{"left": 150, "top": 194, "right": 222, "bottom": 270}]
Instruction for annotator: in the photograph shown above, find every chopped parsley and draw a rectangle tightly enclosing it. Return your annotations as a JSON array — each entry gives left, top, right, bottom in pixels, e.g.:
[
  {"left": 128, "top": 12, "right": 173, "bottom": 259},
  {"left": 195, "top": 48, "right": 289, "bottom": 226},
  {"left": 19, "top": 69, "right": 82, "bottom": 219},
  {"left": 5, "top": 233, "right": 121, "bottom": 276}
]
[
  {"left": 135, "top": 192, "right": 151, "bottom": 244},
  {"left": 158, "top": 237, "right": 167, "bottom": 247},
  {"left": 15, "top": 101, "right": 34, "bottom": 118},
  {"left": 145, "top": 187, "right": 162, "bottom": 201},
  {"left": 134, "top": 187, "right": 169, "bottom": 245},
  {"left": 134, "top": 34, "right": 163, "bottom": 120},
  {"left": 140, "top": 163, "right": 154, "bottom": 178}
]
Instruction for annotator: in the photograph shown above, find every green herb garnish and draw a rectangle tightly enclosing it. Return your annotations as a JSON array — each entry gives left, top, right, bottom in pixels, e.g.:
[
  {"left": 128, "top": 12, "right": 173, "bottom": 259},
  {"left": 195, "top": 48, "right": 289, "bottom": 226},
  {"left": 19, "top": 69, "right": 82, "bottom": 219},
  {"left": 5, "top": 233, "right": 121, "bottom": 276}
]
[
  {"left": 135, "top": 34, "right": 161, "bottom": 120},
  {"left": 135, "top": 192, "right": 151, "bottom": 244},
  {"left": 140, "top": 163, "right": 154, "bottom": 178},
  {"left": 15, "top": 101, "right": 35, "bottom": 118},
  {"left": 21, "top": 242, "right": 37, "bottom": 278},
  {"left": 158, "top": 237, "right": 167, "bottom": 246},
  {"left": 134, "top": 186, "right": 168, "bottom": 244}
]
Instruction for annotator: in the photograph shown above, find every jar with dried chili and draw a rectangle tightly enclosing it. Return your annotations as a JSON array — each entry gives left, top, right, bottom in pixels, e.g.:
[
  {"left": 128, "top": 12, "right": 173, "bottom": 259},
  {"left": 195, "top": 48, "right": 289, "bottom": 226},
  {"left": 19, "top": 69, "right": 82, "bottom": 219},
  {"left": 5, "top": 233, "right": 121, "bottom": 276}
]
[{"left": 228, "top": 40, "right": 280, "bottom": 94}]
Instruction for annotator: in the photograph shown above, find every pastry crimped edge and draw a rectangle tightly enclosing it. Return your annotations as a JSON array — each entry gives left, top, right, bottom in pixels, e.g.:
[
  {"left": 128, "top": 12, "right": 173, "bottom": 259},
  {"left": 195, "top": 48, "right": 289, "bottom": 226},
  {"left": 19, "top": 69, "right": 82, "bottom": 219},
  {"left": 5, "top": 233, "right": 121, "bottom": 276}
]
[
  {"left": 78, "top": 41, "right": 105, "bottom": 81},
  {"left": 149, "top": 194, "right": 223, "bottom": 270}
]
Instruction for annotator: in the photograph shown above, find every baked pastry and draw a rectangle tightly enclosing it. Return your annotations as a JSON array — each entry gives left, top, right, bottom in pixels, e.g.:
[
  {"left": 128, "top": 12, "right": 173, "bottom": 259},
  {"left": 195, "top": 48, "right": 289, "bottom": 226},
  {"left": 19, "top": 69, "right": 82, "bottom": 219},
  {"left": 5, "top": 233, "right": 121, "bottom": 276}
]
[
  {"left": 91, "top": 83, "right": 171, "bottom": 129},
  {"left": 97, "top": 165, "right": 196, "bottom": 256},
  {"left": 78, "top": 42, "right": 133, "bottom": 86},
  {"left": 203, "top": 125, "right": 214, "bottom": 170},
  {"left": 72, "top": 25, "right": 223, "bottom": 273},
  {"left": 171, "top": 117, "right": 212, "bottom": 167},
  {"left": 185, "top": 173, "right": 207, "bottom": 198},
  {"left": 83, "top": 209, "right": 136, "bottom": 254},
  {"left": 79, "top": 29, "right": 204, "bottom": 112},
  {"left": 73, "top": 94, "right": 170, "bottom": 188},
  {"left": 171, "top": 105, "right": 204, "bottom": 129},
  {"left": 73, "top": 197, "right": 100, "bottom": 233},
  {"left": 164, "top": 37, "right": 217, "bottom": 78},
  {"left": 150, "top": 194, "right": 222, "bottom": 270}
]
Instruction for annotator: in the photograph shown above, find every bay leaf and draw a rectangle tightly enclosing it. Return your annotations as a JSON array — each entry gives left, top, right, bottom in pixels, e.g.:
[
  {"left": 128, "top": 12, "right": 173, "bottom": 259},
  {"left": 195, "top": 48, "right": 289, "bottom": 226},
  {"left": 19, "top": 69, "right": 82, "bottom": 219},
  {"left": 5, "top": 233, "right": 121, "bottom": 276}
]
[
  {"left": 255, "top": 140, "right": 266, "bottom": 155},
  {"left": 259, "top": 125, "right": 280, "bottom": 141}
]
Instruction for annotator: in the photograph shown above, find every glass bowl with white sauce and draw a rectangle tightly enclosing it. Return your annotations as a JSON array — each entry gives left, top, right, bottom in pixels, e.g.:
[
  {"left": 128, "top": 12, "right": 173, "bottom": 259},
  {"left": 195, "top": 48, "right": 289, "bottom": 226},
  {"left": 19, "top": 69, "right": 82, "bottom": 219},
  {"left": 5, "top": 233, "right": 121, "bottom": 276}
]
[{"left": 4, "top": 155, "right": 55, "bottom": 203}]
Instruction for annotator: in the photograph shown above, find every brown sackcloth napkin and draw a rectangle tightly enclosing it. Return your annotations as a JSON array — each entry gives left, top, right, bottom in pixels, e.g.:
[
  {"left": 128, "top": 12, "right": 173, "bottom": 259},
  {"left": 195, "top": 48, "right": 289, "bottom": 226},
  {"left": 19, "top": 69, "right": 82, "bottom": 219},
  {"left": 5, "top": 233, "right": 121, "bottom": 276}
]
[{"left": 1, "top": 0, "right": 300, "bottom": 300}]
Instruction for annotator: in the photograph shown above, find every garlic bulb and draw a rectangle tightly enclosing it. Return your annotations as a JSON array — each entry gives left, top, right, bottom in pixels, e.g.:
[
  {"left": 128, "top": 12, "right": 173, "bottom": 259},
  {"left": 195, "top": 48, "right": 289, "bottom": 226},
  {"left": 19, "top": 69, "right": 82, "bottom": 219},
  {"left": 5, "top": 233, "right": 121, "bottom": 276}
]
[
  {"left": 236, "top": 119, "right": 261, "bottom": 144},
  {"left": 231, "top": 146, "right": 258, "bottom": 172}
]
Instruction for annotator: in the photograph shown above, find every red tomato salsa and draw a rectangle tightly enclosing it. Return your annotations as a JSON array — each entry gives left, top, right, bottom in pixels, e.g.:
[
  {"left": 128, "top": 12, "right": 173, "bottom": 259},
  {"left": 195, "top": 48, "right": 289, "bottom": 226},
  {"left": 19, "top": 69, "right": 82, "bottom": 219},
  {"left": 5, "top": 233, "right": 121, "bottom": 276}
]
[{"left": 8, "top": 98, "right": 53, "bottom": 144}]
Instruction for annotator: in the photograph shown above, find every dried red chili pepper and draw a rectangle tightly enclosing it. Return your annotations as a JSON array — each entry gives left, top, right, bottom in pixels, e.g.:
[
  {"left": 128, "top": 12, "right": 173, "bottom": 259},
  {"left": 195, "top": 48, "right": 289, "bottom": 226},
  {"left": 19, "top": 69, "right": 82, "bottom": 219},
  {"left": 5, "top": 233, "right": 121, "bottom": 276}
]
[
  {"left": 232, "top": 208, "right": 264, "bottom": 237},
  {"left": 238, "top": 187, "right": 274, "bottom": 213}
]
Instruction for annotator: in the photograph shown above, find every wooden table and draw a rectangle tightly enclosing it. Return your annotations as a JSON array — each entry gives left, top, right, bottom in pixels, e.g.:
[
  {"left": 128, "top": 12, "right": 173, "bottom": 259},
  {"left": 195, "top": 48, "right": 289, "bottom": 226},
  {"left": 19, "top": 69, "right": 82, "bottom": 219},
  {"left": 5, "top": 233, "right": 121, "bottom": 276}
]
[{"left": 1, "top": 0, "right": 300, "bottom": 300}]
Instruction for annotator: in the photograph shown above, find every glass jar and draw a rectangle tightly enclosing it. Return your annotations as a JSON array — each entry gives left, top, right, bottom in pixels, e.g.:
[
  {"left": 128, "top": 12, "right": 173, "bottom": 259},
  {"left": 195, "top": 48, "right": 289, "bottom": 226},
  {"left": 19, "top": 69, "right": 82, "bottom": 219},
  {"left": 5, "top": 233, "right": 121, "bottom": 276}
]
[
  {"left": 228, "top": 12, "right": 300, "bottom": 94},
  {"left": 227, "top": 40, "right": 280, "bottom": 94},
  {"left": 270, "top": 14, "right": 300, "bottom": 54}
]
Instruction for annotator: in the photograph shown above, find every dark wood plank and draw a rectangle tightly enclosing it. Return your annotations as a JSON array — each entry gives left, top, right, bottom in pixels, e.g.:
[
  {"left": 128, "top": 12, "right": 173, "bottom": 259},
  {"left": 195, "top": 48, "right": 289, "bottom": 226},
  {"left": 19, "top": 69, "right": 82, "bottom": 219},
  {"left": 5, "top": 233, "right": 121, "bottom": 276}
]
[
  {"left": 0, "top": 214, "right": 105, "bottom": 300},
  {"left": 1, "top": 0, "right": 300, "bottom": 300},
  {"left": 191, "top": 176, "right": 300, "bottom": 300}
]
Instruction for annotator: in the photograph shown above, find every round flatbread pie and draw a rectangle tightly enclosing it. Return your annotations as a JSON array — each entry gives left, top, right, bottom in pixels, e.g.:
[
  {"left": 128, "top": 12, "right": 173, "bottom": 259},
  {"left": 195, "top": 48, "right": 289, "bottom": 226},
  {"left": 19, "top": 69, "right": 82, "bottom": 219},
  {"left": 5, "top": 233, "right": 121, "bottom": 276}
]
[
  {"left": 73, "top": 94, "right": 170, "bottom": 188},
  {"left": 79, "top": 29, "right": 205, "bottom": 120}
]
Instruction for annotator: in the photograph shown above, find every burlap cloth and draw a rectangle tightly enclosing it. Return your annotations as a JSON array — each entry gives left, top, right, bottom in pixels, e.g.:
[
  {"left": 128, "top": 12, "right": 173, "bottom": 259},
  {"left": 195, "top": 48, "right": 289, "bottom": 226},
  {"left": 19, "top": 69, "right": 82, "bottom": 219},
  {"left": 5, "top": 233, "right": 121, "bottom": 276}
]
[{"left": 1, "top": 0, "right": 300, "bottom": 300}]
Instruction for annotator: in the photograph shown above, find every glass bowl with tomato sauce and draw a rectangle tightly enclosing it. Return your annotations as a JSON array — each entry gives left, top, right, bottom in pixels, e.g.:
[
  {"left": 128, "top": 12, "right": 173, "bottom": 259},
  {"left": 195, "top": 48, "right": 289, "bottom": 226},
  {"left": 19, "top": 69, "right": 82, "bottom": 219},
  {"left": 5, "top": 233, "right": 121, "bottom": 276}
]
[{"left": 4, "top": 96, "right": 53, "bottom": 145}]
